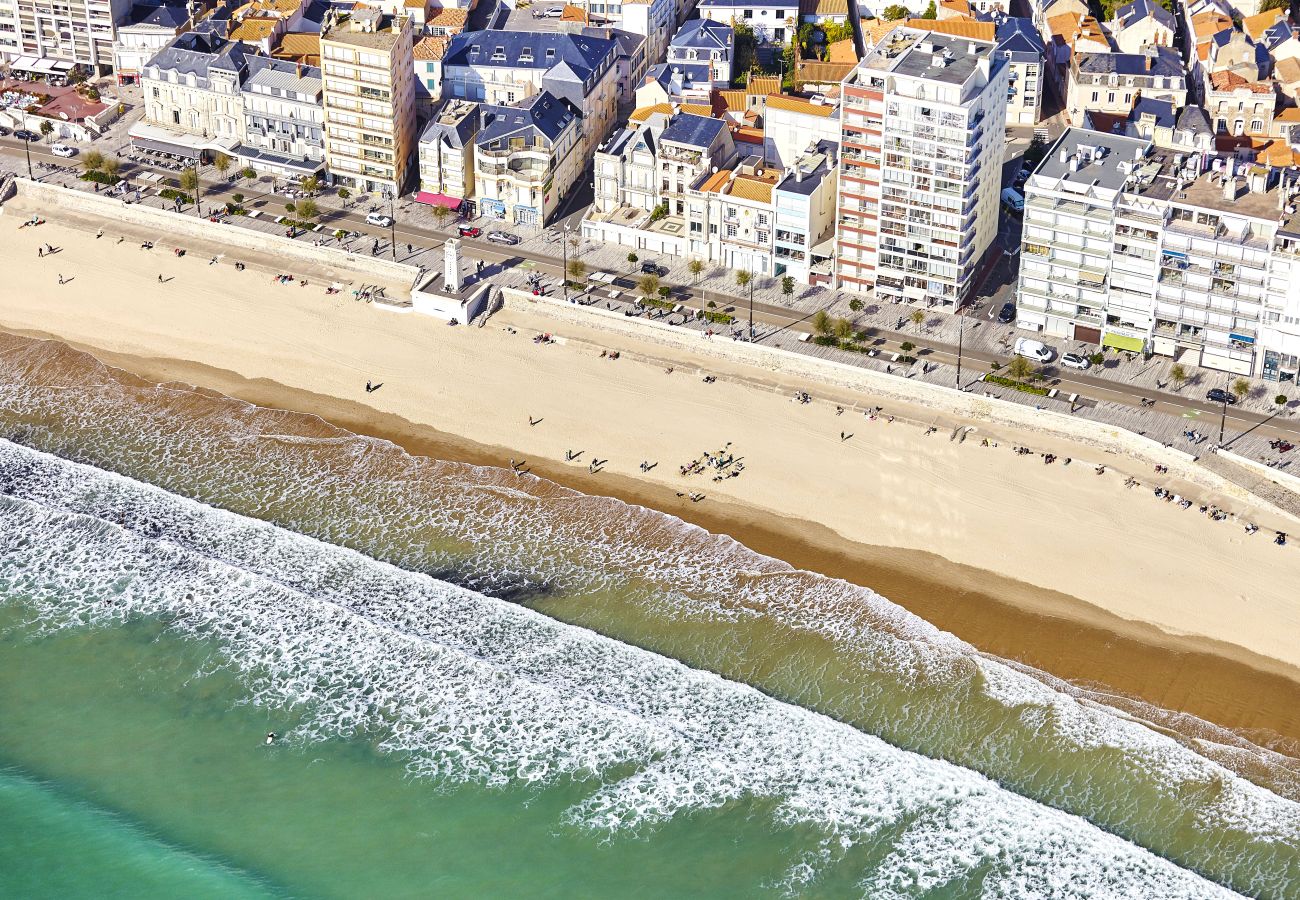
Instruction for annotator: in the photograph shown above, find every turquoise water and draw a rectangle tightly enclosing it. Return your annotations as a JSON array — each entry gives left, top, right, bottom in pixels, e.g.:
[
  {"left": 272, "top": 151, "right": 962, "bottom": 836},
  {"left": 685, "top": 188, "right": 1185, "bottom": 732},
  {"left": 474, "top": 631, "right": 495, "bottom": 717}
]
[{"left": 0, "top": 334, "right": 1296, "bottom": 897}]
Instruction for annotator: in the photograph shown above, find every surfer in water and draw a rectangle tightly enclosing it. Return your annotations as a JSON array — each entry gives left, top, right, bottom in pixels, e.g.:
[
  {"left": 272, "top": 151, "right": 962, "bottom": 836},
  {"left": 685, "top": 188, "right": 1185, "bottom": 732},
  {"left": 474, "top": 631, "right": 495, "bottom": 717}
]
[{"left": 265, "top": 732, "right": 277, "bottom": 745}]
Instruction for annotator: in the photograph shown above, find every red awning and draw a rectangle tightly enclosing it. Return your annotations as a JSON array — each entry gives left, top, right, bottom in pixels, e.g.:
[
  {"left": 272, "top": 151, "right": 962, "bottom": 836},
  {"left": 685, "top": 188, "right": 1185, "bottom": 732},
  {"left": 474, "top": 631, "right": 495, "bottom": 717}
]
[{"left": 415, "top": 191, "right": 463, "bottom": 210}]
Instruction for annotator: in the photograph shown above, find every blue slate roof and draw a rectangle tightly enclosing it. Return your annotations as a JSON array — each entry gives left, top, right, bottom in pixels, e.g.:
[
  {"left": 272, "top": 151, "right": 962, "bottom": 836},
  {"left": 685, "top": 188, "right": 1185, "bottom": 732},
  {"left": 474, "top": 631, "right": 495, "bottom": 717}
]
[
  {"left": 127, "top": 1, "right": 189, "bottom": 29},
  {"left": 660, "top": 112, "right": 725, "bottom": 149},
  {"left": 1113, "top": 0, "right": 1175, "bottom": 32},
  {"left": 1128, "top": 96, "right": 1175, "bottom": 128},
  {"left": 477, "top": 91, "right": 578, "bottom": 146},
  {"left": 995, "top": 17, "right": 1045, "bottom": 58},
  {"left": 1077, "top": 46, "right": 1182, "bottom": 79},
  {"left": 444, "top": 31, "right": 616, "bottom": 84},
  {"left": 645, "top": 61, "right": 712, "bottom": 94},
  {"left": 145, "top": 32, "right": 249, "bottom": 85},
  {"left": 670, "top": 19, "right": 732, "bottom": 51}
]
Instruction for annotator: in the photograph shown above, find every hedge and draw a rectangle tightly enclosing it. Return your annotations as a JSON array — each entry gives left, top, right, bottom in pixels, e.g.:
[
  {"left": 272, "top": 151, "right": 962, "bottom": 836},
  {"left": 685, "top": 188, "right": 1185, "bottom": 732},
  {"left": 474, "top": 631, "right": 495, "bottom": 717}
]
[
  {"left": 79, "top": 171, "right": 121, "bottom": 185},
  {"left": 985, "top": 374, "right": 1049, "bottom": 396}
]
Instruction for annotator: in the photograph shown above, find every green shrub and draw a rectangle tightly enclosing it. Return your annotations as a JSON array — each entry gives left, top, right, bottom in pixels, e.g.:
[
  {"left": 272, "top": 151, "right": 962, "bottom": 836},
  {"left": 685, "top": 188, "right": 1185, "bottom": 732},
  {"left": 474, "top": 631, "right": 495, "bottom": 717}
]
[
  {"left": 79, "top": 170, "right": 120, "bottom": 185},
  {"left": 703, "top": 310, "right": 734, "bottom": 325},
  {"left": 985, "top": 374, "right": 1050, "bottom": 396},
  {"left": 158, "top": 188, "right": 194, "bottom": 204}
]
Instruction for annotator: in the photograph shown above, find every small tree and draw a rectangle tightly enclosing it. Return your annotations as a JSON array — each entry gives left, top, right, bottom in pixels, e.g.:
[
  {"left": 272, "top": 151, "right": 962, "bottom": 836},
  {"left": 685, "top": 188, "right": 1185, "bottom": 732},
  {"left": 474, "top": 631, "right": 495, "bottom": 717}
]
[
  {"left": 688, "top": 258, "right": 704, "bottom": 282},
  {"left": 567, "top": 259, "right": 587, "bottom": 283},
  {"left": 1007, "top": 355, "right": 1035, "bottom": 381},
  {"left": 296, "top": 198, "right": 320, "bottom": 222},
  {"left": 1231, "top": 377, "right": 1251, "bottom": 401},
  {"left": 337, "top": 187, "right": 351, "bottom": 201},
  {"left": 637, "top": 273, "right": 660, "bottom": 298},
  {"left": 812, "top": 309, "right": 831, "bottom": 335},
  {"left": 1260, "top": 0, "right": 1287, "bottom": 11},
  {"left": 231, "top": 192, "right": 245, "bottom": 204},
  {"left": 1169, "top": 363, "right": 1187, "bottom": 390},
  {"left": 849, "top": 297, "right": 864, "bottom": 312},
  {"left": 241, "top": 166, "right": 257, "bottom": 180},
  {"left": 81, "top": 149, "right": 104, "bottom": 174},
  {"left": 833, "top": 317, "right": 854, "bottom": 341},
  {"left": 627, "top": 252, "right": 639, "bottom": 266},
  {"left": 211, "top": 152, "right": 232, "bottom": 180},
  {"left": 899, "top": 341, "right": 915, "bottom": 353},
  {"left": 909, "top": 308, "right": 925, "bottom": 329},
  {"left": 882, "top": 3, "right": 909, "bottom": 19},
  {"left": 921, "top": 0, "right": 938, "bottom": 17},
  {"left": 300, "top": 175, "right": 320, "bottom": 196},
  {"left": 284, "top": 201, "right": 296, "bottom": 213},
  {"left": 781, "top": 275, "right": 795, "bottom": 299},
  {"left": 1088, "top": 352, "right": 1105, "bottom": 367},
  {"left": 101, "top": 156, "right": 120, "bottom": 179},
  {"left": 1275, "top": 394, "right": 1289, "bottom": 408},
  {"left": 431, "top": 204, "right": 452, "bottom": 225},
  {"left": 39, "top": 120, "right": 53, "bottom": 142},
  {"left": 657, "top": 285, "right": 672, "bottom": 300},
  {"left": 734, "top": 269, "right": 752, "bottom": 289},
  {"left": 179, "top": 166, "right": 200, "bottom": 211}
]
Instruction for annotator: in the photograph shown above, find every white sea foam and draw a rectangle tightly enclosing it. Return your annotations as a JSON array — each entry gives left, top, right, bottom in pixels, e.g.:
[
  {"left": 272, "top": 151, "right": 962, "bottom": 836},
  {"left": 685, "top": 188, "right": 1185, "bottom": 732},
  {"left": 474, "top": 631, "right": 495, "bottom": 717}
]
[{"left": 0, "top": 440, "right": 1252, "bottom": 898}]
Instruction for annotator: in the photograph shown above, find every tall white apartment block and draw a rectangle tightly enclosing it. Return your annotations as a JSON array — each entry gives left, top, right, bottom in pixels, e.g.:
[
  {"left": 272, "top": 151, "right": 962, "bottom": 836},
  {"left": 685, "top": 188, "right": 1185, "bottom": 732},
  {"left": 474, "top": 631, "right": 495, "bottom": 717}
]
[
  {"left": 835, "top": 27, "right": 1008, "bottom": 310},
  {"left": 0, "top": 0, "right": 131, "bottom": 73},
  {"left": 320, "top": 7, "right": 416, "bottom": 196},
  {"left": 1018, "top": 126, "right": 1300, "bottom": 381}
]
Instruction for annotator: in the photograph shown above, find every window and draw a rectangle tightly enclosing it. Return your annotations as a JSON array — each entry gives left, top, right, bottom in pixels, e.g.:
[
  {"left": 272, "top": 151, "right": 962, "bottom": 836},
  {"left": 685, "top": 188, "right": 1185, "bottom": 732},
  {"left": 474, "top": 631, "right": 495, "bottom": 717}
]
[
  {"left": 1091, "top": 91, "right": 1098, "bottom": 103},
  {"left": 172, "top": 109, "right": 180, "bottom": 125},
  {"left": 726, "top": 223, "right": 737, "bottom": 237},
  {"left": 1251, "top": 119, "right": 1263, "bottom": 133},
  {"left": 743, "top": 8, "right": 752, "bottom": 16},
  {"left": 151, "top": 86, "right": 159, "bottom": 98},
  {"left": 757, "top": 212, "right": 768, "bottom": 225},
  {"left": 1107, "top": 92, "right": 1115, "bottom": 104}
]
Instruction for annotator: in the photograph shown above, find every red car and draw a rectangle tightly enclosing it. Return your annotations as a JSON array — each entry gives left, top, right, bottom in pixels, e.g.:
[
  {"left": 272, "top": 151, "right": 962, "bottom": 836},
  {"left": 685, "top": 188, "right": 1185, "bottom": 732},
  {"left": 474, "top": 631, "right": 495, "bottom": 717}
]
[{"left": 458, "top": 225, "right": 482, "bottom": 238}]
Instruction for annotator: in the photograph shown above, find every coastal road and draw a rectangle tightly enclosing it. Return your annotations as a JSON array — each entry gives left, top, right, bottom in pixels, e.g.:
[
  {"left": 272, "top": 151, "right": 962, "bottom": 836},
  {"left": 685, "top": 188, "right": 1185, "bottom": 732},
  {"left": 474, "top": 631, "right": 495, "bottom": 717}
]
[{"left": 4, "top": 141, "right": 1299, "bottom": 446}]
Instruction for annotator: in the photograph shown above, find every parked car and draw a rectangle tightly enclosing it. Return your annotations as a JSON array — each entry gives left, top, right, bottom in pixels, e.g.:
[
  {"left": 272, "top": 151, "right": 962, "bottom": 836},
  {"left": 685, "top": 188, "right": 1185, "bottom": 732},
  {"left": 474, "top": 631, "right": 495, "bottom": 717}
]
[
  {"left": 1013, "top": 337, "right": 1053, "bottom": 363},
  {"left": 1000, "top": 187, "right": 1024, "bottom": 212},
  {"left": 0, "top": 126, "right": 10, "bottom": 137},
  {"left": 1060, "top": 352, "right": 1090, "bottom": 370},
  {"left": 1206, "top": 388, "right": 1237, "bottom": 405},
  {"left": 997, "top": 301, "right": 1016, "bottom": 324},
  {"left": 51, "top": 143, "right": 76, "bottom": 158},
  {"left": 365, "top": 212, "right": 394, "bottom": 227},
  {"left": 640, "top": 260, "right": 667, "bottom": 276},
  {"left": 486, "top": 230, "right": 520, "bottom": 245},
  {"left": 458, "top": 225, "right": 483, "bottom": 238},
  {"left": 13, "top": 129, "right": 39, "bottom": 142}
]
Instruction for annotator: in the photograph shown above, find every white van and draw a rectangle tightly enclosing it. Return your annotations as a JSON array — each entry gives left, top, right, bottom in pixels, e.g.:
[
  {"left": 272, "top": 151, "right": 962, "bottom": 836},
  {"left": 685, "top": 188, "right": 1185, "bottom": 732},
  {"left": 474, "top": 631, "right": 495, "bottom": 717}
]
[
  {"left": 1014, "top": 337, "right": 1053, "bottom": 362},
  {"left": 1001, "top": 187, "right": 1024, "bottom": 211}
]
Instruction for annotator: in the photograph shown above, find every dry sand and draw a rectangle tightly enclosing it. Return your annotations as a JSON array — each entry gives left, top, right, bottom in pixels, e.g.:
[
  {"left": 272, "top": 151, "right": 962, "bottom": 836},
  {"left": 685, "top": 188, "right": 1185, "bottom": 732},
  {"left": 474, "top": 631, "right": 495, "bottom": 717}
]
[{"left": 3, "top": 201, "right": 1299, "bottom": 746}]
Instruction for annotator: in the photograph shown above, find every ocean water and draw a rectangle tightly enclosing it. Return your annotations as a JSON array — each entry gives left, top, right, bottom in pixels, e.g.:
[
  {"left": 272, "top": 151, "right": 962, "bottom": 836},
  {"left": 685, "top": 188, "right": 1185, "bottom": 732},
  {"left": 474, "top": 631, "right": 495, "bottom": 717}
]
[{"left": 0, "top": 333, "right": 1297, "bottom": 898}]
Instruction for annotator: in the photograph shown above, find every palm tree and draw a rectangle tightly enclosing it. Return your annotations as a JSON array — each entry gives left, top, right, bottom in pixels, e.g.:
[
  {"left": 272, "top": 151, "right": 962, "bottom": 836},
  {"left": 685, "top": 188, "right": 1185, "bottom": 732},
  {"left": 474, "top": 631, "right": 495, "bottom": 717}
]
[
  {"left": 688, "top": 259, "right": 704, "bottom": 283},
  {"left": 81, "top": 149, "right": 104, "bottom": 175},
  {"left": 179, "top": 166, "right": 200, "bottom": 215},
  {"left": 431, "top": 204, "right": 452, "bottom": 227},
  {"left": 734, "top": 269, "right": 751, "bottom": 289},
  {"left": 1169, "top": 364, "right": 1187, "bottom": 391},
  {"left": 300, "top": 174, "right": 320, "bottom": 196},
  {"left": 211, "top": 152, "right": 232, "bottom": 181}
]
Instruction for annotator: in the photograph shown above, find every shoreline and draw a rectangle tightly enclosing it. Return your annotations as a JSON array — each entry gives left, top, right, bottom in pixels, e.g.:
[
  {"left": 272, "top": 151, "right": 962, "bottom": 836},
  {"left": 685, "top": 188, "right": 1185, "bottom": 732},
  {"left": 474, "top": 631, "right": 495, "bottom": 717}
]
[
  {"left": 11, "top": 330, "right": 1300, "bottom": 751},
  {"left": 0, "top": 200, "right": 1298, "bottom": 753}
]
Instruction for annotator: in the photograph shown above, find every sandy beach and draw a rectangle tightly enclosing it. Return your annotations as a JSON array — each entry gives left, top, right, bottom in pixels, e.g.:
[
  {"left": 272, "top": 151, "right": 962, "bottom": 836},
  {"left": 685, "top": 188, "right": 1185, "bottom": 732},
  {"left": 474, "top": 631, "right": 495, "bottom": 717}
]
[{"left": 3, "top": 199, "right": 1300, "bottom": 747}]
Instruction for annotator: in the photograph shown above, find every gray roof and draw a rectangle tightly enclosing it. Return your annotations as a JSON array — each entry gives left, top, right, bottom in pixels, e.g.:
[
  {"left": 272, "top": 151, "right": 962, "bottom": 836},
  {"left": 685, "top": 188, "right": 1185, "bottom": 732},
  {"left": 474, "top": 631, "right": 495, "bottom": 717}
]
[
  {"left": 995, "top": 17, "right": 1045, "bottom": 59},
  {"left": 477, "top": 91, "right": 578, "bottom": 146},
  {"left": 1174, "top": 103, "right": 1212, "bottom": 136},
  {"left": 145, "top": 32, "right": 250, "bottom": 87},
  {"left": 582, "top": 26, "right": 645, "bottom": 58},
  {"left": 669, "top": 19, "right": 732, "bottom": 52},
  {"left": 244, "top": 56, "right": 322, "bottom": 98},
  {"left": 1032, "top": 127, "right": 1151, "bottom": 192},
  {"left": 420, "top": 100, "right": 482, "bottom": 148},
  {"left": 1128, "top": 96, "right": 1175, "bottom": 128},
  {"left": 660, "top": 112, "right": 725, "bottom": 149},
  {"left": 645, "top": 61, "right": 712, "bottom": 95},
  {"left": 776, "top": 146, "right": 835, "bottom": 196},
  {"left": 444, "top": 31, "right": 616, "bottom": 84},
  {"left": 125, "top": 1, "right": 189, "bottom": 29},
  {"left": 868, "top": 29, "right": 1001, "bottom": 87},
  {"left": 1076, "top": 46, "right": 1183, "bottom": 79},
  {"left": 1113, "top": 0, "right": 1175, "bottom": 33}
]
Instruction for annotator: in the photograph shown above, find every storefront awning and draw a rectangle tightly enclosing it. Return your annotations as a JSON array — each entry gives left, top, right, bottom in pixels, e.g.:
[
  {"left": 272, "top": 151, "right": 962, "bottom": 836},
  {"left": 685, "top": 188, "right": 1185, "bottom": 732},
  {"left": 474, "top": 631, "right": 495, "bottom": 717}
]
[
  {"left": 130, "top": 135, "right": 204, "bottom": 159},
  {"left": 10, "top": 56, "right": 41, "bottom": 72},
  {"left": 1102, "top": 332, "right": 1144, "bottom": 353},
  {"left": 415, "top": 191, "right": 463, "bottom": 210}
]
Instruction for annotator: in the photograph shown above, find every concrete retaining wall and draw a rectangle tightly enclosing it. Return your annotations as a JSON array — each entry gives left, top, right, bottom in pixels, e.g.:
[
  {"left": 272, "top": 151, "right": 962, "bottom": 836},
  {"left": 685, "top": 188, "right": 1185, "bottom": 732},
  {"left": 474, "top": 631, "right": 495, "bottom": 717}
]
[
  {"left": 1218, "top": 448, "right": 1300, "bottom": 495},
  {"left": 506, "top": 288, "right": 1296, "bottom": 516},
  {"left": 11, "top": 178, "right": 420, "bottom": 291}
]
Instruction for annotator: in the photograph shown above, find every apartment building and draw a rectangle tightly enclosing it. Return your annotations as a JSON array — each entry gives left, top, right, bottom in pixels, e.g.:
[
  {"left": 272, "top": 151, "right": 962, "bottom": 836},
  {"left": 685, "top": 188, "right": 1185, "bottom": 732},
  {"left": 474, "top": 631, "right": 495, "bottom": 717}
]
[
  {"left": 112, "top": 0, "right": 190, "bottom": 84},
  {"left": 762, "top": 93, "right": 839, "bottom": 168},
  {"left": 0, "top": 0, "right": 129, "bottom": 74},
  {"left": 132, "top": 31, "right": 250, "bottom": 159},
  {"left": 238, "top": 55, "right": 325, "bottom": 177},
  {"left": 697, "top": 0, "right": 793, "bottom": 44},
  {"left": 835, "top": 27, "right": 1008, "bottom": 309},
  {"left": 473, "top": 91, "right": 582, "bottom": 226},
  {"left": 666, "top": 18, "right": 732, "bottom": 87},
  {"left": 995, "top": 17, "right": 1045, "bottom": 125},
  {"left": 1017, "top": 127, "right": 1300, "bottom": 380},
  {"left": 416, "top": 98, "right": 480, "bottom": 214},
  {"left": 440, "top": 31, "right": 619, "bottom": 157},
  {"left": 1065, "top": 47, "right": 1187, "bottom": 124},
  {"left": 773, "top": 142, "right": 837, "bottom": 285},
  {"left": 320, "top": 7, "right": 416, "bottom": 195}
]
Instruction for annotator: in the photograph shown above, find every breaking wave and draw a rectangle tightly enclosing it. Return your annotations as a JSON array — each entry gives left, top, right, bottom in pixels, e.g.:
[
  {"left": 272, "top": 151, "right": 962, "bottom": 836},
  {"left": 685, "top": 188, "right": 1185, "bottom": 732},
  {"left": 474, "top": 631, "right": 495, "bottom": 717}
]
[{"left": 0, "top": 440, "right": 1251, "bottom": 897}]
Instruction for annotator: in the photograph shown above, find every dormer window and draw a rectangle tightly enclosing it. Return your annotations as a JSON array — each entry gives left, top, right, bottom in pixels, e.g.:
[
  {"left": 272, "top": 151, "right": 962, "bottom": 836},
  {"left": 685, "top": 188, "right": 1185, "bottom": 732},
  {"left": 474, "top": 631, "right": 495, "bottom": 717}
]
[
  {"left": 469, "top": 44, "right": 480, "bottom": 54},
  {"left": 545, "top": 48, "right": 555, "bottom": 59}
]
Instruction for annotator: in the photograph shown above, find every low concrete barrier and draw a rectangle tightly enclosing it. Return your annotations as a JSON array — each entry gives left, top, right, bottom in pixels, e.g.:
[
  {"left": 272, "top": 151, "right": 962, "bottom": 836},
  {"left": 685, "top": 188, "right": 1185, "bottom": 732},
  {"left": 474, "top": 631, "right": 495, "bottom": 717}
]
[
  {"left": 1218, "top": 448, "right": 1300, "bottom": 495},
  {"left": 507, "top": 288, "right": 1291, "bottom": 516},
  {"left": 10, "top": 177, "right": 420, "bottom": 291}
]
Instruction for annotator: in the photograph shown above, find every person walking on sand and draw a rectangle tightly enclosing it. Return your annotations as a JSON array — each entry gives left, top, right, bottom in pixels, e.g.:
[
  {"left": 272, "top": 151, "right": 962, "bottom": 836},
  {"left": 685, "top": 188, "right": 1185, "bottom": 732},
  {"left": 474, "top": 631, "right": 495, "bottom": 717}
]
[
  {"left": 37, "top": 246, "right": 43, "bottom": 257},
  {"left": 57, "top": 274, "right": 64, "bottom": 284},
  {"left": 158, "top": 274, "right": 164, "bottom": 283}
]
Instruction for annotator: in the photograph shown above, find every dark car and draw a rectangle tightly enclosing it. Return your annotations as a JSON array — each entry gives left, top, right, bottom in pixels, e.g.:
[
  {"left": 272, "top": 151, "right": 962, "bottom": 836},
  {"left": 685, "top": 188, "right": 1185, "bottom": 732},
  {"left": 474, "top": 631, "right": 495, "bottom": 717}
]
[
  {"left": 640, "top": 260, "right": 666, "bottom": 276},
  {"left": 13, "top": 129, "right": 39, "bottom": 142},
  {"left": 997, "top": 301, "right": 1016, "bottom": 324},
  {"left": 1206, "top": 388, "right": 1237, "bottom": 405},
  {"left": 458, "top": 225, "right": 483, "bottom": 238}
]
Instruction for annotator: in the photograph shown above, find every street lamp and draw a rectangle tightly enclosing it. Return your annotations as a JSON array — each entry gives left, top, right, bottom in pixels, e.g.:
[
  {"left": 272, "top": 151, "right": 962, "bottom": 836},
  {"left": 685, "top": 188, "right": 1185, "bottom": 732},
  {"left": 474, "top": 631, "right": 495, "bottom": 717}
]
[
  {"left": 748, "top": 268, "right": 755, "bottom": 340},
  {"left": 1218, "top": 378, "right": 1230, "bottom": 445},
  {"left": 386, "top": 189, "right": 396, "bottom": 260},
  {"left": 21, "top": 131, "right": 32, "bottom": 180},
  {"left": 561, "top": 223, "right": 570, "bottom": 302},
  {"left": 955, "top": 304, "right": 965, "bottom": 390}
]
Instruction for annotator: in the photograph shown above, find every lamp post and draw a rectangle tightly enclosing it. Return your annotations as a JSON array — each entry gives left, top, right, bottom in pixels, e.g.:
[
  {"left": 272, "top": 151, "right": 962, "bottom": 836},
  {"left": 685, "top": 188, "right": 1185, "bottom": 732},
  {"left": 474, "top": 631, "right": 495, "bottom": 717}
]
[
  {"left": 561, "top": 223, "right": 570, "bottom": 302},
  {"left": 1218, "top": 379, "right": 1230, "bottom": 445},
  {"left": 748, "top": 267, "right": 755, "bottom": 340},
  {"left": 387, "top": 189, "right": 396, "bottom": 261},
  {"left": 955, "top": 305, "right": 965, "bottom": 390},
  {"left": 22, "top": 131, "right": 32, "bottom": 180}
]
